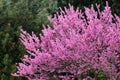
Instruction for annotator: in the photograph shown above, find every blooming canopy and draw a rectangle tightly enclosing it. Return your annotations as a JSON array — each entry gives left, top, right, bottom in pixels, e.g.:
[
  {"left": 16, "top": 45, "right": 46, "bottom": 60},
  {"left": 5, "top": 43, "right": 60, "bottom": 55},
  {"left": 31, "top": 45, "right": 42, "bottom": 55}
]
[{"left": 12, "top": 2, "right": 120, "bottom": 80}]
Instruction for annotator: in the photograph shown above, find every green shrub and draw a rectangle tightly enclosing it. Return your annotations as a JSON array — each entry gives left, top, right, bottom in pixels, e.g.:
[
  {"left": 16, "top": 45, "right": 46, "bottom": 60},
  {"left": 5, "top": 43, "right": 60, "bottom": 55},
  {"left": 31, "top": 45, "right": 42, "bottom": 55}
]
[{"left": 0, "top": 0, "right": 58, "bottom": 80}]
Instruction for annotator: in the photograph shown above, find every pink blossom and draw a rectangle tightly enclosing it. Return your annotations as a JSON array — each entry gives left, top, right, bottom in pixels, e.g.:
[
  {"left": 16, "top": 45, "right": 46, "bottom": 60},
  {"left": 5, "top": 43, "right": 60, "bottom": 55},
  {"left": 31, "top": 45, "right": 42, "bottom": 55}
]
[{"left": 12, "top": 2, "right": 120, "bottom": 80}]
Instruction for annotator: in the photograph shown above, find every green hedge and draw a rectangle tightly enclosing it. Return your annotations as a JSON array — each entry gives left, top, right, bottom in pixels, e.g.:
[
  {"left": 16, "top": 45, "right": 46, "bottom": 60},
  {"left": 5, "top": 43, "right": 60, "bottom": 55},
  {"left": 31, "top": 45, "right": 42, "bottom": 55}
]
[{"left": 0, "top": 0, "right": 58, "bottom": 80}]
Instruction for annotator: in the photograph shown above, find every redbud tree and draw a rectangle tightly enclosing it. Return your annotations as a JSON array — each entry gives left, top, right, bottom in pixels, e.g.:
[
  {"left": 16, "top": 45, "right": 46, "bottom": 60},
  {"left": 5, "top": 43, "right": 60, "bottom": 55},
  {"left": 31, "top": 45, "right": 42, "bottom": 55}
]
[{"left": 12, "top": 2, "right": 120, "bottom": 80}]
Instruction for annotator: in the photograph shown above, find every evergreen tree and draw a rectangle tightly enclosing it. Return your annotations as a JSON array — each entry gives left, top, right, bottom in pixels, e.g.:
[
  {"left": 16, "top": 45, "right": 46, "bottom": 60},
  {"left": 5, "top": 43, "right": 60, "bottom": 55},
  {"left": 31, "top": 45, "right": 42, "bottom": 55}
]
[{"left": 0, "top": 0, "right": 58, "bottom": 80}]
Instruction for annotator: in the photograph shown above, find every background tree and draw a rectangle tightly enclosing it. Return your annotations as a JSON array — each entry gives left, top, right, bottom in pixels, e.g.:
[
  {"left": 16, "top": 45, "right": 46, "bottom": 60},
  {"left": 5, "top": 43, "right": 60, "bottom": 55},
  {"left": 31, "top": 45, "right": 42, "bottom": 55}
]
[
  {"left": 57, "top": 0, "right": 120, "bottom": 16},
  {"left": 0, "top": 0, "right": 58, "bottom": 80}
]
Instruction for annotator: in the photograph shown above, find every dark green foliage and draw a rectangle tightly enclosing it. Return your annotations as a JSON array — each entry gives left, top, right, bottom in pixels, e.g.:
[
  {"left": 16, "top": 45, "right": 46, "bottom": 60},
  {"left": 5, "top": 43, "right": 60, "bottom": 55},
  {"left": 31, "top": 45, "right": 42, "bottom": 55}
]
[
  {"left": 112, "top": 0, "right": 120, "bottom": 16},
  {"left": 57, "top": 0, "right": 120, "bottom": 16},
  {"left": 96, "top": 71, "right": 108, "bottom": 80},
  {"left": 0, "top": 0, "right": 58, "bottom": 80}
]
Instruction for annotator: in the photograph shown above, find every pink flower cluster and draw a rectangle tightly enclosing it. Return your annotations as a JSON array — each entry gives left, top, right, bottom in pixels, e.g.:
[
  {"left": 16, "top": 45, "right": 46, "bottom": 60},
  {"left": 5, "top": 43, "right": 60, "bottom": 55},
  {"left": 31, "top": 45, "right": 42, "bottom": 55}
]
[{"left": 12, "top": 2, "right": 120, "bottom": 80}]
